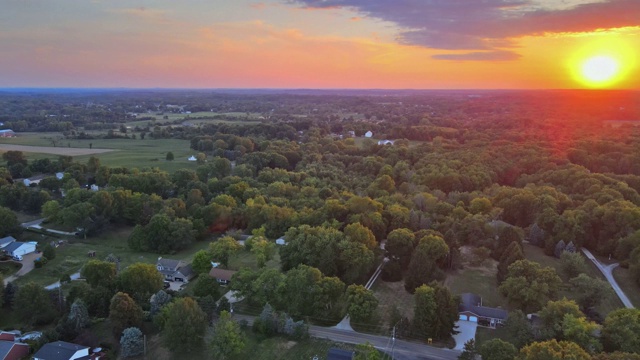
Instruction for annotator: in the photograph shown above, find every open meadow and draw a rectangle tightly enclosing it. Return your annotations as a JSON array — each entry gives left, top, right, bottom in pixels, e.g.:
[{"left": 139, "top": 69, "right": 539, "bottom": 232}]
[{"left": 0, "top": 132, "right": 197, "bottom": 173}]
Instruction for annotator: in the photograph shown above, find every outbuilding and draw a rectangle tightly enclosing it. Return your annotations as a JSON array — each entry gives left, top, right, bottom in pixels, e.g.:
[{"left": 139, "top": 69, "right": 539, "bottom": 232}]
[
  {"left": 3, "top": 241, "right": 36, "bottom": 257},
  {"left": 0, "top": 236, "right": 16, "bottom": 249}
]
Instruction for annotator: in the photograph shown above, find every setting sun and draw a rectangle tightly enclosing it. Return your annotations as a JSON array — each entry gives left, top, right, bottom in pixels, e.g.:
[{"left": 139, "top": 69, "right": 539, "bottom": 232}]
[{"left": 580, "top": 55, "right": 620, "bottom": 85}]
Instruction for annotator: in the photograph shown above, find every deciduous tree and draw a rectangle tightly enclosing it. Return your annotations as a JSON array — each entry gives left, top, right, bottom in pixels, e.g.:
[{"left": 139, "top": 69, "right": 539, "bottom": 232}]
[
  {"left": 209, "top": 236, "right": 242, "bottom": 268},
  {"left": 519, "top": 339, "right": 591, "bottom": 360},
  {"left": 164, "top": 297, "right": 207, "bottom": 353},
  {"left": 479, "top": 338, "right": 517, "bottom": 360},
  {"left": 81, "top": 260, "right": 116, "bottom": 289},
  {"left": 346, "top": 285, "right": 379, "bottom": 324},
  {"left": 209, "top": 310, "right": 246, "bottom": 359},
  {"left": 117, "top": 263, "right": 163, "bottom": 304},
  {"left": 499, "top": 260, "right": 562, "bottom": 313},
  {"left": 602, "top": 308, "right": 640, "bottom": 353},
  {"left": 109, "top": 292, "right": 143, "bottom": 337}
]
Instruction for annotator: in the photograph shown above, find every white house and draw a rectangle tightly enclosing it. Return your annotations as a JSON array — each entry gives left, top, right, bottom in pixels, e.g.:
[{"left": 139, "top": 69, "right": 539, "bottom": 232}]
[
  {"left": 188, "top": 155, "right": 197, "bottom": 161},
  {"left": 3, "top": 241, "right": 36, "bottom": 257},
  {"left": 275, "top": 237, "right": 287, "bottom": 245},
  {"left": 377, "top": 140, "right": 395, "bottom": 145},
  {"left": 55, "top": 172, "right": 64, "bottom": 180},
  {"left": 364, "top": 131, "right": 373, "bottom": 138}
]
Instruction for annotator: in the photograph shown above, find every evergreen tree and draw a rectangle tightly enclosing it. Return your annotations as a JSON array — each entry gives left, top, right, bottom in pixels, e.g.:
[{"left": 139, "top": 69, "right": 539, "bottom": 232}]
[
  {"left": 68, "top": 299, "right": 90, "bottom": 333},
  {"left": 497, "top": 241, "right": 524, "bottom": 284},
  {"left": 431, "top": 282, "right": 459, "bottom": 339},
  {"left": 554, "top": 240, "right": 567, "bottom": 258},
  {"left": 411, "top": 285, "right": 437, "bottom": 339},
  {"left": 120, "top": 327, "right": 144, "bottom": 358},
  {"left": 458, "top": 339, "right": 478, "bottom": 360}
]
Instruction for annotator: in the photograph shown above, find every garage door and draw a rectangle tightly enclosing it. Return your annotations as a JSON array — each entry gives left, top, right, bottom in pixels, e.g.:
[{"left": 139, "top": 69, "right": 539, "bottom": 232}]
[
  {"left": 469, "top": 316, "right": 478, "bottom": 322},
  {"left": 459, "top": 315, "right": 468, "bottom": 321}
]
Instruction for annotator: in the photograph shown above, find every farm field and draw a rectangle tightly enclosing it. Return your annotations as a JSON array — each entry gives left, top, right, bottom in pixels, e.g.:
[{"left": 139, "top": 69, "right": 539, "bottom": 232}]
[
  {"left": 125, "top": 111, "right": 264, "bottom": 127},
  {"left": 0, "top": 132, "right": 196, "bottom": 172}
]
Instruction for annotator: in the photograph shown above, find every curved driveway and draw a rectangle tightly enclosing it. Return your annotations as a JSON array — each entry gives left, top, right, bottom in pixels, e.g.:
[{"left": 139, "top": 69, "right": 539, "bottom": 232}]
[{"left": 581, "top": 248, "right": 634, "bottom": 308}]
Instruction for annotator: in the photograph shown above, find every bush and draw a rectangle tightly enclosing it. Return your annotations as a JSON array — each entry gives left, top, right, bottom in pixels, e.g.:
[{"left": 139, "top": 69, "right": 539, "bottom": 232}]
[
  {"left": 60, "top": 274, "right": 71, "bottom": 283},
  {"left": 34, "top": 257, "right": 48, "bottom": 268}
]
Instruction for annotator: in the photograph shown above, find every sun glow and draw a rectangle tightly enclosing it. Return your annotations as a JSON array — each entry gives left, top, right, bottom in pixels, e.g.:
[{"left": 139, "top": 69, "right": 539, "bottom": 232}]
[{"left": 580, "top": 56, "right": 620, "bottom": 84}]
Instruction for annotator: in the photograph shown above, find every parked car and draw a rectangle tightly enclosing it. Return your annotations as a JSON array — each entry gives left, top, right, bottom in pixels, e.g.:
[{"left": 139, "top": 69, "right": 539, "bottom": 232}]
[
  {"left": 163, "top": 281, "right": 171, "bottom": 289},
  {"left": 12, "top": 255, "right": 23, "bottom": 261}
]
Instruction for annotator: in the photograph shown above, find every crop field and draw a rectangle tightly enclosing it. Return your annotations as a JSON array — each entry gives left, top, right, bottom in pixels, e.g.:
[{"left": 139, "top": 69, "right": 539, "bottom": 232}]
[
  {"left": 125, "top": 111, "right": 264, "bottom": 127},
  {"left": 0, "top": 132, "right": 197, "bottom": 172}
]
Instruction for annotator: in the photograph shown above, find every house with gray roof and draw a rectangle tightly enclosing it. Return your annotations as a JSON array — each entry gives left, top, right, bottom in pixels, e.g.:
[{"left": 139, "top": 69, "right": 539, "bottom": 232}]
[
  {"left": 2, "top": 241, "right": 36, "bottom": 258},
  {"left": 458, "top": 293, "right": 508, "bottom": 328},
  {"left": 156, "top": 257, "right": 194, "bottom": 283},
  {"left": 0, "top": 236, "right": 16, "bottom": 249},
  {"left": 33, "top": 341, "right": 93, "bottom": 360}
]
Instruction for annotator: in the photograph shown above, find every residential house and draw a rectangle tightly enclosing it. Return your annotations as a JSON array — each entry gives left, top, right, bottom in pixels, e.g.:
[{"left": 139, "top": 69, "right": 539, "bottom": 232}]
[
  {"left": 33, "top": 341, "right": 98, "bottom": 360},
  {"left": 0, "top": 130, "right": 15, "bottom": 138},
  {"left": 327, "top": 348, "right": 354, "bottom": 360},
  {"left": 364, "top": 131, "right": 373, "bottom": 138},
  {"left": 0, "top": 237, "right": 16, "bottom": 250},
  {"left": 2, "top": 242, "right": 36, "bottom": 258},
  {"left": 275, "top": 237, "right": 287, "bottom": 246},
  {"left": 156, "top": 258, "right": 195, "bottom": 283},
  {"left": 458, "top": 293, "right": 508, "bottom": 328},
  {"left": 0, "top": 341, "right": 29, "bottom": 360},
  {"left": 209, "top": 268, "right": 236, "bottom": 286},
  {"left": 0, "top": 331, "right": 19, "bottom": 342}
]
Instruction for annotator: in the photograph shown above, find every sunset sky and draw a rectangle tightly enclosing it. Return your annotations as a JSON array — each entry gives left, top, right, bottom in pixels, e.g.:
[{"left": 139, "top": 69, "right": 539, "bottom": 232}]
[{"left": 1, "top": 0, "right": 639, "bottom": 89}]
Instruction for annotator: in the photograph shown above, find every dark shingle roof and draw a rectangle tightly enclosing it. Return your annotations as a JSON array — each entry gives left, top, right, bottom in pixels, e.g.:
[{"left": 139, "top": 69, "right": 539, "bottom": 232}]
[
  {"left": 327, "top": 348, "right": 353, "bottom": 360},
  {"left": 459, "top": 293, "right": 508, "bottom": 320},
  {"left": 179, "top": 264, "right": 194, "bottom": 277},
  {"left": 157, "top": 258, "right": 181, "bottom": 269},
  {"left": 33, "top": 341, "right": 89, "bottom": 360}
]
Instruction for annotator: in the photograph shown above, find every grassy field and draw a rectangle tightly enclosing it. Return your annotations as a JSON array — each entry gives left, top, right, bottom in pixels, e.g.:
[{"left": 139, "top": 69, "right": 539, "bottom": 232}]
[
  {"left": 0, "top": 261, "right": 22, "bottom": 277},
  {"left": 613, "top": 266, "right": 640, "bottom": 308},
  {"left": 370, "top": 280, "right": 414, "bottom": 335},
  {"left": 126, "top": 111, "right": 264, "bottom": 127},
  {"left": 14, "top": 226, "right": 213, "bottom": 287},
  {"left": 474, "top": 326, "right": 511, "bottom": 347},
  {"left": 446, "top": 263, "right": 508, "bottom": 308},
  {"left": 0, "top": 132, "right": 197, "bottom": 172},
  {"left": 144, "top": 329, "right": 363, "bottom": 360}
]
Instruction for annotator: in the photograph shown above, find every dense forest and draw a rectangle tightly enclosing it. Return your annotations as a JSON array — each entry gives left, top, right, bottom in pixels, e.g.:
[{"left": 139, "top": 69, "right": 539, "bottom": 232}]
[{"left": 1, "top": 89, "right": 640, "bottom": 359}]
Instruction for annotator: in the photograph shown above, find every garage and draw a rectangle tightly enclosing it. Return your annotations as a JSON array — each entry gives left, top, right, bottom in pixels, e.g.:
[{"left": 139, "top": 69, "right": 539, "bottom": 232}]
[
  {"left": 469, "top": 316, "right": 478, "bottom": 322},
  {"left": 4, "top": 241, "right": 37, "bottom": 257},
  {"left": 174, "top": 277, "right": 184, "bottom": 282},
  {"left": 459, "top": 314, "right": 468, "bottom": 321}
]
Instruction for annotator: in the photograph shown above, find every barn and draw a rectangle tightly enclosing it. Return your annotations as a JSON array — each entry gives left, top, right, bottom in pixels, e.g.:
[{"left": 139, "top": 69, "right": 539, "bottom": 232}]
[{"left": 3, "top": 241, "right": 37, "bottom": 257}]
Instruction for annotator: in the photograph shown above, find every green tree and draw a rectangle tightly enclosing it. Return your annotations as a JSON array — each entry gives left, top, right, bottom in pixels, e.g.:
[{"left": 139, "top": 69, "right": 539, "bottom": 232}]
[
  {"left": 569, "top": 273, "right": 612, "bottom": 310},
  {"left": 493, "top": 226, "right": 523, "bottom": 260},
  {"left": 109, "top": 292, "right": 143, "bottom": 337},
  {"left": 15, "top": 282, "right": 57, "bottom": 325},
  {"left": 354, "top": 342, "right": 381, "bottom": 360},
  {"left": 0, "top": 206, "right": 20, "bottom": 237},
  {"left": 458, "top": 339, "right": 478, "bottom": 360},
  {"left": 209, "top": 236, "right": 242, "bottom": 268},
  {"left": 560, "top": 252, "right": 587, "bottom": 278},
  {"left": 346, "top": 285, "right": 379, "bottom": 323},
  {"left": 411, "top": 285, "right": 437, "bottom": 340},
  {"left": 117, "top": 263, "right": 163, "bottom": 304},
  {"left": 602, "top": 308, "right": 640, "bottom": 353},
  {"left": 561, "top": 314, "right": 602, "bottom": 354},
  {"left": 192, "top": 250, "right": 213, "bottom": 274},
  {"left": 68, "top": 299, "right": 90, "bottom": 333},
  {"left": 404, "top": 236, "right": 448, "bottom": 293},
  {"left": 479, "top": 338, "right": 517, "bottom": 360},
  {"left": 0, "top": 274, "right": 4, "bottom": 308},
  {"left": 499, "top": 260, "right": 562, "bottom": 313},
  {"left": 539, "top": 298, "right": 584, "bottom": 340},
  {"left": 339, "top": 240, "right": 375, "bottom": 284},
  {"left": 150, "top": 290, "right": 172, "bottom": 315},
  {"left": 81, "top": 260, "right": 117, "bottom": 288},
  {"left": 192, "top": 275, "right": 221, "bottom": 299},
  {"left": 518, "top": 339, "right": 591, "bottom": 360},
  {"left": 592, "top": 352, "right": 640, "bottom": 360},
  {"left": 504, "top": 310, "right": 534, "bottom": 349},
  {"left": 42, "top": 243, "right": 56, "bottom": 261},
  {"left": 164, "top": 297, "right": 208, "bottom": 353},
  {"left": 209, "top": 310, "right": 246, "bottom": 359},
  {"left": 386, "top": 228, "right": 415, "bottom": 268},
  {"left": 250, "top": 237, "right": 276, "bottom": 268},
  {"left": 431, "top": 282, "right": 459, "bottom": 339},
  {"left": 120, "top": 327, "right": 144, "bottom": 358},
  {"left": 2, "top": 150, "right": 27, "bottom": 167},
  {"left": 344, "top": 222, "right": 378, "bottom": 251},
  {"left": 166, "top": 152, "right": 174, "bottom": 161},
  {"left": 497, "top": 241, "right": 524, "bottom": 284}
]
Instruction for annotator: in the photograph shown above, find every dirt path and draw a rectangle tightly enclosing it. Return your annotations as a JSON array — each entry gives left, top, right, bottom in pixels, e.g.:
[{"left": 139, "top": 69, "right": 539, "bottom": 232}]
[{"left": 0, "top": 144, "right": 114, "bottom": 156}]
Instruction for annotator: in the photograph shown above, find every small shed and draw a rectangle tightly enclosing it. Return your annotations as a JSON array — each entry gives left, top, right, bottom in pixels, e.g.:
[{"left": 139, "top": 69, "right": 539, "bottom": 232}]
[{"left": 188, "top": 155, "right": 197, "bottom": 161}]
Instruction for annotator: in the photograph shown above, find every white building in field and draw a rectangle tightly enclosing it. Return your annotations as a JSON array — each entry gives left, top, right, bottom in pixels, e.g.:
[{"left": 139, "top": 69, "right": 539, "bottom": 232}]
[{"left": 364, "top": 131, "right": 373, "bottom": 138}]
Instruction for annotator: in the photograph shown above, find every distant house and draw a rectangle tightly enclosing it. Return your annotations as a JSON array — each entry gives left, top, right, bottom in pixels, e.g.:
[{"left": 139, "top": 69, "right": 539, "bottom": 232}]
[
  {"left": 188, "top": 155, "right": 197, "bottom": 161},
  {"left": 156, "top": 258, "right": 194, "bottom": 283},
  {"left": 377, "top": 140, "right": 395, "bottom": 145},
  {"left": 55, "top": 172, "right": 64, "bottom": 180},
  {"left": 209, "top": 268, "right": 237, "bottom": 286},
  {"left": 33, "top": 340, "right": 99, "bottom": 360},
  {"left": 3, "top": 241, "right": 36, "bottom": 257},
  {"left": 0, "top": 236, "right": 16, "bottom": 250},
  {"left": 0, "top": 130, "right": 15, "bottom": 138},
  {"left": 327, "top": 348, "right": 354, "bottom": 360},
  {"left": 458, "top": 293, "right": 508, "bottom": 328},
  {"left": 364, "top": 131, "right": 373, "bottom": 138},
  {"left": 0, "top": 340, "right": 29, "bottom": 360},
  {"left": 275, "top": 237, "right": 287, "bottom": 246}
]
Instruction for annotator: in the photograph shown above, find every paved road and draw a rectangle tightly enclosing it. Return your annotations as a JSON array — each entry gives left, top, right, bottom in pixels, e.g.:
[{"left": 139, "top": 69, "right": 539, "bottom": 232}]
[
  {"left": 44, "top": 272, "right": 81, "bottom": 290},
  {"left": 235, "top": 315, "right": 460, "bottom": 360},
  {"left": 21, "top": 218, "right": 77, "bottom": 236},
  {"left": 582, "top": 248, "right": 634, "bottom": 308}
]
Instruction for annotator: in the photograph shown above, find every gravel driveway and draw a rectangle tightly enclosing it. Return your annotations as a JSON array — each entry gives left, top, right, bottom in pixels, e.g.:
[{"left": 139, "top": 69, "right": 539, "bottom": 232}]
[{"left": 3, "top": 252, "right": 39, "bottom": 284}]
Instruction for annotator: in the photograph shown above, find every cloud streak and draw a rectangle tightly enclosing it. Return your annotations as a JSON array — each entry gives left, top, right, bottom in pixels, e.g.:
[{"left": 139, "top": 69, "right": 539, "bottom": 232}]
[{"left": 290, "top": 0, "right": 640, "bottom": 60}]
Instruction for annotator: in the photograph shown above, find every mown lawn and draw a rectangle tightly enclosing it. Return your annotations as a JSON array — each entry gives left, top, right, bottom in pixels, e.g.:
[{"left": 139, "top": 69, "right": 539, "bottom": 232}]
[
  {"left": 370, "top": 280, "right": 414, "bottom": 335},
  {"left": 0, "top": 261, "right": 22, "bottom": 277},
  {"left": 13, "top": 226, "right": 213, "bottom": 287},
  {"left": 446, "top": 264, "right": 508, "bottom": 309},
  {"left": 474, "top": 326, "right": 511, "bottom": 347}
]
